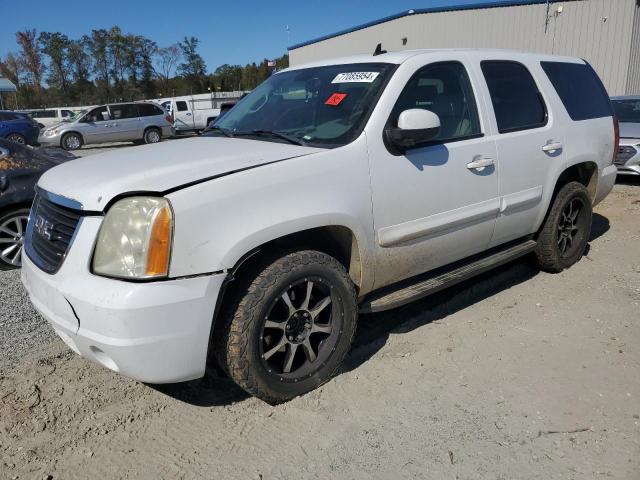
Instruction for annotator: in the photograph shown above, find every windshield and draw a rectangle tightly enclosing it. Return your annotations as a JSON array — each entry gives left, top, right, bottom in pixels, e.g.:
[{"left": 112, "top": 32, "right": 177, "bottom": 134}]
[
  {"left": 211, "top": 63, "right": 396, "bottom": 147},
  {"left": 612, "top": 99, "right": 640, "bottom": 123},
  {"left": 65, "top": 110, "right": 86, "bottom": 122}
]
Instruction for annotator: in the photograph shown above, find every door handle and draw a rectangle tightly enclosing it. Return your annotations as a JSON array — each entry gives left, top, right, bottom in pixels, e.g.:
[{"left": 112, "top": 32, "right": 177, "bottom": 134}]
[
  {"left": 542, "top": 142, "right": 563, "bottom": 152},
  {"left": 467, "top": 156, "right": 495, "bottom": 171},
  {"left": 186, "top": 112, "right": 192, "bottom": 116}
]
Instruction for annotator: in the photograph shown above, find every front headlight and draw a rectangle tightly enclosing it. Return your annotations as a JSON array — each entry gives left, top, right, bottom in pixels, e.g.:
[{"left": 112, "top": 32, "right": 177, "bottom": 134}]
[
  {"left": 45, "top": 129, "right": 58, "bottom": 136},
  {"left": 93, "top": 197, "right": 173, "bottom": 279}
]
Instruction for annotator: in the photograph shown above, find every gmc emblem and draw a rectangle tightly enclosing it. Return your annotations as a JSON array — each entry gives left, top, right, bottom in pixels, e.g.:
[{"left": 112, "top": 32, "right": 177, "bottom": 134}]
[{"left": 34, "top": 215, "right": 55, "bottom": 241}]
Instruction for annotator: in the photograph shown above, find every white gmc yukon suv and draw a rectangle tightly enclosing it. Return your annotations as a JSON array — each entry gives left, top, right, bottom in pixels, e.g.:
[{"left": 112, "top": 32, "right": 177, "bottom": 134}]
[{"left": 21, "top": 49, "right": 618, "bottom": 403}]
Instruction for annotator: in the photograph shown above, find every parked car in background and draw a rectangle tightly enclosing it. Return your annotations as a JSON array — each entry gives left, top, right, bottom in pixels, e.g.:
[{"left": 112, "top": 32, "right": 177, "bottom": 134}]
[
  {"left": 611, "top": 95, "right": 640, "bottom": 139},
  {"left": 21, "top": 49, "right": 617, "bottom": 403},
  {"left": 611, "top": 96, "right": 640, "bottom": 176},
  {"left": 161, "top": 97, "right": 220, "bottom": 134},
  {"left": 615, "top": 138, "right": 640, "bottom": 176},
  {"left": 38, "top": 102, "right": 175, "bottom": 150},
  {"left": 0, "top": 138, "right": 75, "bottom": 269},
  {"left": 21, "top": 108, "right": 83, "bottom": 129},
  {"left": 0, "top": 111, "right": 40, "bottom": 145}
]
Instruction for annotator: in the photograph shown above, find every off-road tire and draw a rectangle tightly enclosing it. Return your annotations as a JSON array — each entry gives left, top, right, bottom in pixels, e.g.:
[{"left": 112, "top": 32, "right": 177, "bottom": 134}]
[
  {"left": 213, "top": 250, "right": 358, "bottom": 404},
  {"left": 534, "top": 181, "right": 592, "bottom": 273}
]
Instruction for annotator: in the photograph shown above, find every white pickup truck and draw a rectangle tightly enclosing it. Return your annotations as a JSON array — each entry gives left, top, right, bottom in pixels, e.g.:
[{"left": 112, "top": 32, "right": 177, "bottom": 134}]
[
  {"left": 161, "top": 97, "right": 220, "bottom": 134},
  {"left": 21, "top": 49, "right": 618, "bottom": 404}
]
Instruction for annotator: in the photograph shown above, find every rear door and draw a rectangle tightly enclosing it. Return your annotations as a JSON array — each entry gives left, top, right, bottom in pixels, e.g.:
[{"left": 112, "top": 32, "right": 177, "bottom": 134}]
[
  {"left": 478, "top": 59, "right": 563, "bottom": 247},
  {"left": 173, "top": 100, "right": 194, "bottom": 131},
  {"left": 107, "top": 104, "right": 141, "bottom": 142}
]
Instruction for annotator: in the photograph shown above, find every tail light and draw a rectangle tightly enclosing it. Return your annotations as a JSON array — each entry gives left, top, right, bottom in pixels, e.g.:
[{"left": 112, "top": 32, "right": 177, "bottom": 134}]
[
  {"left": 165, "top": 114, "right": 174, "bottom": 124},
  {"left": 612, "top": 116, "right": 620, "bottom": 165}
]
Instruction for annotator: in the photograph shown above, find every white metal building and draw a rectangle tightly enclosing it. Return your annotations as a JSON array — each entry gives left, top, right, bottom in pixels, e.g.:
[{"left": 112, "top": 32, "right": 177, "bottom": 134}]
[{"left": 288, "top": 0, "right": 640, "bottom": 95}]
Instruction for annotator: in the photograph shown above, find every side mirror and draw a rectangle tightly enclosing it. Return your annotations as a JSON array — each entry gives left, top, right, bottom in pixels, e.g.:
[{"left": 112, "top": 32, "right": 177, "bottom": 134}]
[{"left": 385, "top": 109, "right": 440, "bottom": 150}]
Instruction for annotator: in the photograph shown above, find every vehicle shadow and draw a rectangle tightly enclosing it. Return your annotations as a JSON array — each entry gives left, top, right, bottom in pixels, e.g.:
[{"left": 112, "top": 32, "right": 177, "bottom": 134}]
[
  {"left": 149, "top": 368, "right": 251, "bottom": 406},
  {"left": 152, "top": 213, "right": 611, "bottom": 407},
  {"left": 344, "top": 212, "right": 611, "bottom": 375},
  {"left": 616, "top": 176, "right": 640, "bottom": 186}
]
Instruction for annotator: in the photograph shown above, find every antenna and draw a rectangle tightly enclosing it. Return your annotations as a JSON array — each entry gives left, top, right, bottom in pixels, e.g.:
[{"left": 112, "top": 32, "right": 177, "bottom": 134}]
[
  {"left": 544, "top": 0, "right": 552, "bottom": 33},
  {"left": 373, "top": 43, "right": 387, "bottom": 56}
]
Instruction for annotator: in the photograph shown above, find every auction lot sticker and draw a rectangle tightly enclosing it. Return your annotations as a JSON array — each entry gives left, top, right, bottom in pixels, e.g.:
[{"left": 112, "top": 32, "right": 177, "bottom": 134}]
[{"left": 332, "top": 72, "right": 380, "bottom": 83}]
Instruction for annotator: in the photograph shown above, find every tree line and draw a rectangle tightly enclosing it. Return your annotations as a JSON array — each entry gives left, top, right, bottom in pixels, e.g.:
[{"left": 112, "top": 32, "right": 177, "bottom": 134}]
[{"left": 0, "top": 27, "right": 289, "bottom": 109}]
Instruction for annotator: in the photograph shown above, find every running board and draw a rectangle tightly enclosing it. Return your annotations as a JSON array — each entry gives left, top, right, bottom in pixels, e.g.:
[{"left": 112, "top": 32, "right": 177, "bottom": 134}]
[{"left": 359, "top": 239, "right": 537, "bottom": 313}]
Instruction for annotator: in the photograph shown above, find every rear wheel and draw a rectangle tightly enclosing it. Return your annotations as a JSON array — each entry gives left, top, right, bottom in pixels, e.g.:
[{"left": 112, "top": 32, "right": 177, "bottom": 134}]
[
  {"left": 143, "top": 127, "right": 161, "bottom": 144},
  {"left": 6, "top": 133, "right": 26, "bottom": 145},
  {"left": 61, "top": 132, "right": 82, "bottom": 150},
  {"left": 534, "top": 181, "right": 592, "bottom": 273},
  {"left": 0, "top": 208, "right": 30, "bottom": 270},
  {"left": 213, "top": 250, "right": 357, "bottom": 404}
]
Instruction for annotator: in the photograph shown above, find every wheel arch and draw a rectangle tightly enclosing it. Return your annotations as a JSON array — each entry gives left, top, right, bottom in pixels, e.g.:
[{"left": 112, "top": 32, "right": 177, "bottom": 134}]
[
  {"left": 227, "top": 224, "right": 365, "bottom": 291},
  {"left": 554, "top": 161, "right": 598, "bottom": 203},
  {"left": 0, "top": 201, "right": 32, "bottom": 218}
]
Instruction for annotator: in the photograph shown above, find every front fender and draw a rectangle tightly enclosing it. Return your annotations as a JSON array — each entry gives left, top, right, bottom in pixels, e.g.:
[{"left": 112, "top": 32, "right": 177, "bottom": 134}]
[{"left": 166, "top": 137, "right": 376, "bottom": 293}]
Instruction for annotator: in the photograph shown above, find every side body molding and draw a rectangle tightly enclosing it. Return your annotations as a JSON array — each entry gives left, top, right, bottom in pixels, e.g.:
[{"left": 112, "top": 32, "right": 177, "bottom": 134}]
[{"left": 378, "top": 197, "right": 501, "bottom": 247}]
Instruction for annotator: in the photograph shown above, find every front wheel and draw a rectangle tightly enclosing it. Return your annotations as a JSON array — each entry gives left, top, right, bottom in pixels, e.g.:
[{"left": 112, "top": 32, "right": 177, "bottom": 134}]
[
  {"left": 213, "top": 250, "right": 357, "bottom": 404},
  {"left": 61, "top": 132, "right": 82, "bottom": 150},
  {"left": 6, "top": 133, "right": 26, "bottom": 145},
  {"left": 0, "top": 208, "right": 30, "bottom": 270},
  {"left": 534, "top": 181, "right": 592, "bottom": 273}
]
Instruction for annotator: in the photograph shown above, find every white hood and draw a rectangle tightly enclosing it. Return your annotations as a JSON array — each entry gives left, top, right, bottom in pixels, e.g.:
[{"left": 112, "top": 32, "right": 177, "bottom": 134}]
[{"left": 38, "top": 137, "right": 323, "bottom": 211}]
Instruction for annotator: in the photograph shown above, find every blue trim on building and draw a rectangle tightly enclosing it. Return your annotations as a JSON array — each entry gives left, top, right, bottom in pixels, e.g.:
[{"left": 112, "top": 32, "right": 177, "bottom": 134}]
[{"left": 288, "top": 0, "right": 565, "bottom": 50}]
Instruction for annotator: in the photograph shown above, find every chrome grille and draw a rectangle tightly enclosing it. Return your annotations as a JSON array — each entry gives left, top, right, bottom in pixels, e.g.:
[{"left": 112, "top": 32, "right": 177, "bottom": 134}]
[
  {"left": 615, "top": 145, "right": 637, "bottom": 166},
  {"left": 25, "top": 193, "right": 83, "bottom": 273}
]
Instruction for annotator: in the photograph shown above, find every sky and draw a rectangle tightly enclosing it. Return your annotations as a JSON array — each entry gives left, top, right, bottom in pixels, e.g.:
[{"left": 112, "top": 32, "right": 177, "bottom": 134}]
[{"left": 2, "top": 0, "right": 522, "bottom": 72}]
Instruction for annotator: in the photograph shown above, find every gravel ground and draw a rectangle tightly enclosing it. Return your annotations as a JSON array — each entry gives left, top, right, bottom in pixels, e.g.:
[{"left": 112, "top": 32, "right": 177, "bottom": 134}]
[
  {"left": 0, "top": 270, "right": 55, "bottom": 368},
  {"left": 0, "top": 180, "right": 638, "bottom": 479}
]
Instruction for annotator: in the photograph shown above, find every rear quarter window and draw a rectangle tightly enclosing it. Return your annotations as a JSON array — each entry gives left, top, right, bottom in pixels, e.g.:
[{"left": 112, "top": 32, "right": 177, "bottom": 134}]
[{"left": 541, "top": 61, "right": 612, "bottom": 121}]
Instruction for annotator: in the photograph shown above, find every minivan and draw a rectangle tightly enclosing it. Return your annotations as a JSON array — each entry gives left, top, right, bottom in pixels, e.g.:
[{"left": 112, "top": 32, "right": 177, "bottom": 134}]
[{"left": 38, "top": 102, "right": 175, "bottom": 150}]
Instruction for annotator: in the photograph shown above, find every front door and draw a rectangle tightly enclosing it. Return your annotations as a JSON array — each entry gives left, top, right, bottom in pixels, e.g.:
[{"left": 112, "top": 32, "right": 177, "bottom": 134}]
[
  {"left": 79, "top": 106, "right": 112, "bottom": 144},
  {"left": 173, "top": 100, "right": 194, "bottom": 132},
  {"left": 368, "top": 60, "right": 500, "bottom": 289}
]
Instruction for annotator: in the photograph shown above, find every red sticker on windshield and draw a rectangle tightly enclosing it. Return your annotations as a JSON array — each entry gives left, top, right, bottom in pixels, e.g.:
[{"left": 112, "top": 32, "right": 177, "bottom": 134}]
[{"left": 325, "top": 93, "right": 347, "bottom": 106}]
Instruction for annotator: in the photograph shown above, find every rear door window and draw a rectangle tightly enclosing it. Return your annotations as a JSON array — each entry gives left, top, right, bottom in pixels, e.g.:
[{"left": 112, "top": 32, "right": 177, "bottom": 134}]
[
  {"left": 541, "top": 61, "right": 612, "bottom": 121},
  {"left": 109, "top": 104, "right": 139, "bottom": 120},
  {"left": 32, "top": 110, "right": 57, "bottom": 118},
  {"left": 481, "top": 61, "right": 547, "bottom": 133},
  {"left": 138, "top": 103, "right": 164, "bottom": 117},
  {"left": 176, "top": 101, "right": 188, "bottom": 112}
]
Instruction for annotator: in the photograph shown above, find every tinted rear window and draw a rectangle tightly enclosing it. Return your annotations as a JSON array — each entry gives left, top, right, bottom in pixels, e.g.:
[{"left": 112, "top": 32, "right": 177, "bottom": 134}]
[
  {"left": 481, "top": 61, "right": 547, "bottom": 133},
  {"left": 541, "top": 61, "right": 612, "bottom": 121},
  {"left": 138, "top": 103, "right": 164, "bottom": 117},
  {"left": 110, "top": 104, "right": 138, "bottom": 119},
  {"left": 612, "top": 99, "right": 640, "bottom": 123}
]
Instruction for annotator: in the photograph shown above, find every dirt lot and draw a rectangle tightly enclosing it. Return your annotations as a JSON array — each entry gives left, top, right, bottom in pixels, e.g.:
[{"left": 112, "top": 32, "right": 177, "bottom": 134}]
[{"left": 1, "top": 179, "right": 639, "bottom": 480}]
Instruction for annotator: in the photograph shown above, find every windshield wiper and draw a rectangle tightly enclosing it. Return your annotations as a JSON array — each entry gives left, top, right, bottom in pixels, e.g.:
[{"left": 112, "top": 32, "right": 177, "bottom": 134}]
[
  {"left": 235, "top": 129, "right": 307, "bottom": 146},
  {"left": 205, "top": 125, "right": 234, "bottom": 137}
]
